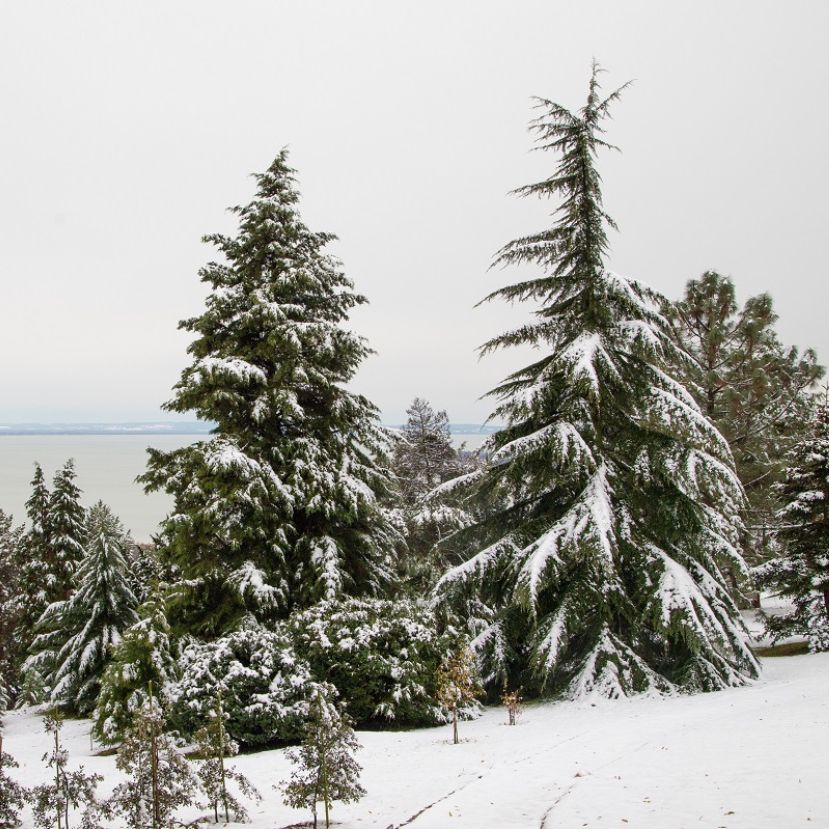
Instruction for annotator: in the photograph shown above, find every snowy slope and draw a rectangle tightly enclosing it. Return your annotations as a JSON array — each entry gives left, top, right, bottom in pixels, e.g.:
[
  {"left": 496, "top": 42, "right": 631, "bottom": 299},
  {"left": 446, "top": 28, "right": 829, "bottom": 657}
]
[{"left": 5, "top": 653, "right": 829, "bottom": 829}]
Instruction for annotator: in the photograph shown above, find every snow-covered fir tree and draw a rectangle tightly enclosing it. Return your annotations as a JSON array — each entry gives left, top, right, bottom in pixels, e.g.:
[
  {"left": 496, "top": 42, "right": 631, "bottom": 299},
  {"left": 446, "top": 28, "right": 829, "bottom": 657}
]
[
  {"left": 433, "top": 63, "right": 758, "bottom": 698},
  {"left": 11, "top": 464, "right": 52, "bottom": 667},
  {"left": 391, "top": 398, "right": 475, "bottom": 590},
  {"left": 280, "top": 687, "right": 365, "bottom": 829},
  {"left": 667, "top": 271, "right": 823, "bottom": 567},
  {"left": 48, "top": 460, "right": 86, "bottom": 600},
  {"left": 140, "top": 151, "right": 399, "bottom": 636},
  {"left": 94, "top": 584, "right": 176, "bottom": 744},
  {"left": 0, "top": 511, "right": 23, "bottom": 705},
  {"left": 40, "top": 502, "right": 139, "bottom": 715},
  {"left": 758, "top": 406, "right": 829, "bottom": 650}
]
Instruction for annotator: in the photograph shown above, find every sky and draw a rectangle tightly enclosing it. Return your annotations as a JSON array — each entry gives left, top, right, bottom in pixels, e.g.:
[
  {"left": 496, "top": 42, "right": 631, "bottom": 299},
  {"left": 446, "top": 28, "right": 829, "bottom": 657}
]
[{"left": 1, "top": 1, "right": 827, "bottom": 425}]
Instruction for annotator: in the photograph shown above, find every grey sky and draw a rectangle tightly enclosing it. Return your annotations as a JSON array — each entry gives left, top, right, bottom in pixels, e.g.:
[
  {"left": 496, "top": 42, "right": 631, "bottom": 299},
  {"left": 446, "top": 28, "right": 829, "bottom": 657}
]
[{"left": 1, "top": 1, "right": 827, "bottom": 424}]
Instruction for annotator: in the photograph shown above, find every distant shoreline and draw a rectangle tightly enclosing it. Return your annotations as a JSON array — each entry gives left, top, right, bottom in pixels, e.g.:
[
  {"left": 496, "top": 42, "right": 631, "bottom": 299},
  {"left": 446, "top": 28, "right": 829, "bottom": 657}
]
[{"left": 0, "top": 421, "right": 501, "bottom": 437}]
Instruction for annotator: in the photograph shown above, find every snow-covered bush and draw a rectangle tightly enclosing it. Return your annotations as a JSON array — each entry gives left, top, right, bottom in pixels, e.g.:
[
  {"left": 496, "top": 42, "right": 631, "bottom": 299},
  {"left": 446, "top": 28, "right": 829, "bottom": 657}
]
[
  {"left": 289, "top": 598, "right": 460, "bottom": 727},
  {"left": 169, "top": 626, "right": 316, "bottom": 747}
]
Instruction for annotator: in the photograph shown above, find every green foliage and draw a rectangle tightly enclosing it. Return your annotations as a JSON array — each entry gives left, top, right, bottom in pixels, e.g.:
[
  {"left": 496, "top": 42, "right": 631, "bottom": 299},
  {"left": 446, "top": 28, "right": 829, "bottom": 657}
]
[
  {"left": 435, "top": 645, "right": 481, "bottom": 744},
  {"left": 667, "top": 270, "right": 823, "bottom": 566},
  {"left": 289, "top": 598, "right": 461, "bottom": 727},
  {"left": 757, "top": 407, "right": 829, "bottom": 650},
  {"left": 0, "top": 723, "right": 26, "bottom": 829},
  {"left": 279, "top": 687, "right": 365, "bottom": 829},
  {"left": 45, "top": 503, "right": 139, "bottom": 715},
  {"left": 0, "top": 511, "right": 23, "bottom": 704},
  {"left": 140, "top": 151, "right": 399, "bottom": 637},
  {"left": 93, "top": 586, "right": 176, "bottom": 744},
  {"left": 433, "top": 63, "right": 758, "bottom": 698},
  {"left": 170, "top": 626, "right": 315, "bottom": 747}
]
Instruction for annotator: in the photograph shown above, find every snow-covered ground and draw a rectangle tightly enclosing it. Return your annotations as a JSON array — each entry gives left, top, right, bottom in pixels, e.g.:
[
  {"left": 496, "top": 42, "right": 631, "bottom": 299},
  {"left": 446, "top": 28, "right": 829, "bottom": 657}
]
[{"left": 5, "top": 653, "right": 829, "bottom": 829}]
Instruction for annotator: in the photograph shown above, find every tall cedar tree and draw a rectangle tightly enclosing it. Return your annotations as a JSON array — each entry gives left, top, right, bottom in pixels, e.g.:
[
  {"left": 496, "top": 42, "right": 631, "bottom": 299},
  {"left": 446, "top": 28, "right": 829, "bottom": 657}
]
[
  {"left": 391, "top": 398, "right": 473, "bottom": 589},
  {"left": 758, "top": 406, "right": 829, "bottom": 650},
  {"left": 433, "top": 64, "right": 758, "bottom": 698},
  {"left": 141, "top": 151, "right": 398, "bottom": 636},
  {"left": 0, "top": 511, "right": 23, "bottom": 704},
  {"left": 40, "top": 503, "right": 139, "bottom": 715},
  {"left": 667, "top": 271, "right": 823, "bottom": 566}
]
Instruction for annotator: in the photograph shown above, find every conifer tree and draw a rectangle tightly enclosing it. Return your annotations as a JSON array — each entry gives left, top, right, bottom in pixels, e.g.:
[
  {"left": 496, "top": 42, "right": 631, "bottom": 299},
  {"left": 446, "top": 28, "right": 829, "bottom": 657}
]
[
  {"left": 667, "top": 271, "right": 823, "bottom": 566},
  {"left": 48, "top": 461, "right": 86, "bottom": 600},
  {"left": 391, "top": 398, "right": 475, "bottom": 590},
  {"left": 758, "top": 406, "right": 829, "bottom": 650},
  {"left": 195, "top": 691, "right": 261, "bottom": 823},
  {"left": 109, "top": 690, "right": 196, "bottom": 829},
  {"left": 435, "top": 646, "right": 480, "bottom": 744},
  {"left": 11, "top": 465, "right": 52, "bottom": 665},
  {"left": 0, "top": 716, "right": 26, "bottom": 828},
  {"left": 0, "top": 511, "right": 23, "bottom": 704},
  {"left": 41, "top": 503, "right": 139, "bottom": 715},
  {"left": 434, "top": 63, "right": 758, "bottom": 698},
  {"left": 94, "top": 585, "right": 176, "bottom": 744},
  {"left": 280, "top": 688, "right": 364, "bottom": 829},
  {"left": 141, "top": 151, "right": 399, "bottom": 636}
]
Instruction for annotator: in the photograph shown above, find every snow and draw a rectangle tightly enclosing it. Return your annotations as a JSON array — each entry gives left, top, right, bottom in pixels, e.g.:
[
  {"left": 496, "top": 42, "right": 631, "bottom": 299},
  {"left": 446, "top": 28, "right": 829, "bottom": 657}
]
[{"left": 5, "top": 653, "right": 829, "bottom": 828}]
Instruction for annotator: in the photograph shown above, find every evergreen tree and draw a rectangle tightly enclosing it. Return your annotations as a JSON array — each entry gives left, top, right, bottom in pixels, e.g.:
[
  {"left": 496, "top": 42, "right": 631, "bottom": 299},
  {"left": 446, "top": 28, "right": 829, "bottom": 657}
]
[
  {"left": 48, "top": 461, "right": 86, "bottom": 601},
  {"left": 11, "top": 464, "right": 52, "bottom": 665},
  {"left": 433, "top": 63, "right": 758, "bottom": 698},
  {"left": 0, "top": 511, "right": 23, "bottom": 704},
  {"left": 758, "top": 406, "right": 829, "bottom": 650},
  {"left": 667, "top": 271, "right": 823, "bottom": 566},
  {"left": 109, "top": 692, "right": 196, "bottom": 829},
  {"left": 42, "top": 503, "right": 140, "bottom": 715},
  {"left": 94, "top": 585, "right": 176, "bottom": 744},
  {"left": 391, "top": 399, "right": 475, "bottom": 590},
  {"left": 280, "top": 687, "right": 365, "bottom": 829},
  {"left": 0, "top": 717, "right": 26, "bottom": 828},
  {"left": 141, "top": 151, "right": 399, "bottom": 637},
  {"left": 435, "top": 646, "right": 480, "bottom": 744},
  {"left": 194, "top": 691, "right": 261, "bottom": 823}
]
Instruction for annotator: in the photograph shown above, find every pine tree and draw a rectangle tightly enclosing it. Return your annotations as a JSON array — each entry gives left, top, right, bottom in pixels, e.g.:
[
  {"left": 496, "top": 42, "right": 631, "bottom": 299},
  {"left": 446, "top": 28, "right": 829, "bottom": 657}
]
[
  {"left": 758, "top": 406, "right": 829, "bottom": 650},
  {"left": 0, "top": 716, "right": 26, "bottom": 829},
  {"left": 391, "top": 399, "right": 475, "bottom": 590},
  {"left": 109, "top": 691, "right": 196, "bottom": 829},
  {"left": 43, "top": 503, "right": 140, "bottom": 715},
  {"left": 27, "top": 713, "right": 104, "bottom": 829},
  {"left": 433, "top": 63, "right": 758, "bottom": 698},
  {"left": 435, "top": 646, "right": 480, "bottom": 744},
  {"left": 194, "top": 691, "right": 261, "bottom": 823},
  {"left": 667, "top": 271, "right": 823, "bottom": 566},
  {"left": 140, "top": 151, "right": 399, "bottom": 637},
  {"left": 94, "top": 585, "right": 177, "bottom": 744},
  {"left": 0, "top": 511, "right": 23, "bottom": 704},
  {"left": 280, "top": 688, "right": 365, "bottom": 829}
]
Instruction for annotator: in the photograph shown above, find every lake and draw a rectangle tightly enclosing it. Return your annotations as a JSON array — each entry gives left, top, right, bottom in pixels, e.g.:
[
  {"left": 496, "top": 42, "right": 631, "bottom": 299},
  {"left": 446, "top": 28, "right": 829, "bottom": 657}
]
[{"left": 0, "top": 431, "right": 492, "bottom": 542}]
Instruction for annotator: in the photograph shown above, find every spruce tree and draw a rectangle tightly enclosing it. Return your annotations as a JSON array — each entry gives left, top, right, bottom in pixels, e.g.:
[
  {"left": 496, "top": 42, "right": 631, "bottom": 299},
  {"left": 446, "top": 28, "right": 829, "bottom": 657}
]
[
  {"left": 758, "top": 406, "right": 829, "bottom": 650},
  {"left": 0, "top": 511, "right": 23, "bottom": 704},
  {"left": 44, "top": 503, "right": 139, "bottom": 715},
  {"left": 667, "top": 271, "right": 823, "bottom": 566},
  {"left": 141, "top": 150, "right": 398, "bottom": 636},
  {"left": 433, "top": 63, "right": 758, "bottom": 697},
  {"left": 47, "top": 460, "right": 86, "bottom": 599}
]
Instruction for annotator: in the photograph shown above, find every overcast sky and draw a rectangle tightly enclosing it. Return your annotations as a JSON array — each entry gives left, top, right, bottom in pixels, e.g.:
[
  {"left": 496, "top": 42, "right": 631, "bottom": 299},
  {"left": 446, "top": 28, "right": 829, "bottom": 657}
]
[{"left": 1, "top": 1, "right": 827, "bottom": 425}]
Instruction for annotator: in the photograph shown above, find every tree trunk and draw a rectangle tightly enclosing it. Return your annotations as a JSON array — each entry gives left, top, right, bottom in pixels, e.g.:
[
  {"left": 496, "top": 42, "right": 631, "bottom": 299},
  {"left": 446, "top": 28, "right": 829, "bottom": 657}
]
[
  {"left": 217, "top": 691, "right": 229, "bottom": 823},
  {"left": 823, "top": 587, "right": 829, "bottom": 617},
  {"left": 452, "top": 707, "right": 459, "bottom": 744}
]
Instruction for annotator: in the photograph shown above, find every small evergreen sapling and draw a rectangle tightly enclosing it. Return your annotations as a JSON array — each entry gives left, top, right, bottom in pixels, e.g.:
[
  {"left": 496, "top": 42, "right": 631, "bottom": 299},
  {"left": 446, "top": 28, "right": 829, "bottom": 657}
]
[
  {"left": 109, "top": 688, "right": 197, "bottom": 829},
  {"left": 0, "top": 717, "right": 26, "bottom": 829},
  {"left": 195, "top": 691, "right": 260, "bottom": 823},
  {"left": 280, "top": 688, "right": 365, "bottom": 829},
  {"left": 500, "top": 688, "right": 523, "bottom": 726},
  {"left": 435, "top": 647, "right": 480, "bottom": 744},
  {"left": 28, "top": 712, "right": 104, "bottom": 829}
]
